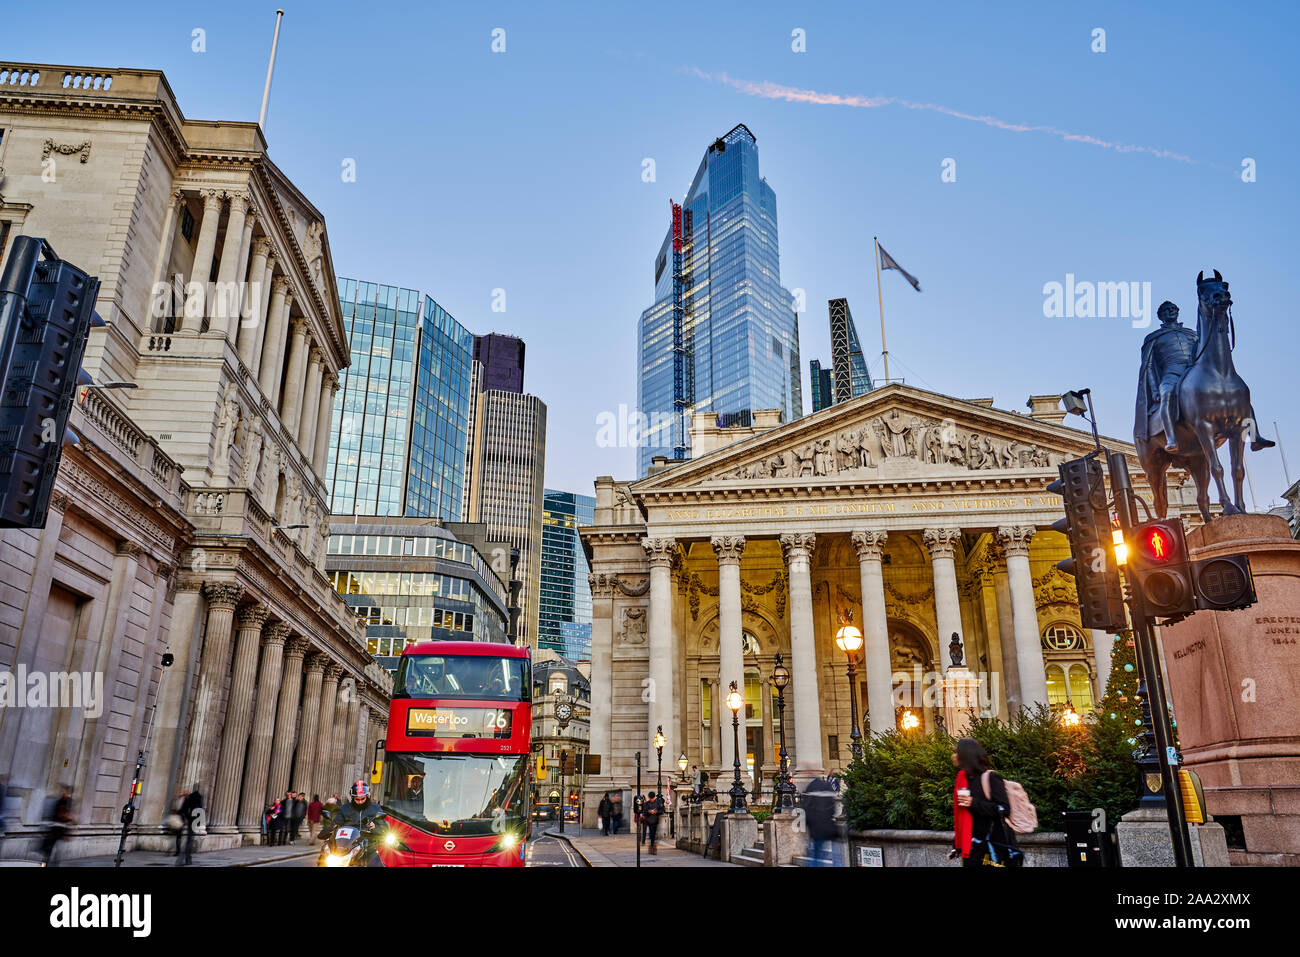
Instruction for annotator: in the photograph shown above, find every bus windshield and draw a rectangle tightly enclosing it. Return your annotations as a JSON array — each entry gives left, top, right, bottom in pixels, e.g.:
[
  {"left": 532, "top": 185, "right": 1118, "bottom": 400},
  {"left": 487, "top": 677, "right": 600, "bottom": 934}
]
[
  {"left": 381, "top": 752, "right": 528, "bottom": 836},
  {"left": 394, "top": 654, "right": 530, "bottom": 701}
]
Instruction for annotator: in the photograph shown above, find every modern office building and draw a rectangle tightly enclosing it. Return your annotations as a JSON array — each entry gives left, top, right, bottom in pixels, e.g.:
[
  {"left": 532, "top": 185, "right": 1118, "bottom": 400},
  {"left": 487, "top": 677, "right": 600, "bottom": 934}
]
[
  {"left": 809, "top": 359, "right": 834, "bottom": 413},
  {"left": 326, "top": 517, "right": 511, "bottom": 671},
  {"left": 474, "top": 332, "right": 526, "bottom": 393},
  {"left": 326, "top": 278, "right": 474, "bottom": 520},
  {"left": 538, "top": 489, "right": 595, "bottom": 661},
  {"left": 636, "top": 123, "right": 800, "bottom": 476},
  {"left": 807, "top": 297, "right": 874, "bottom": 414},
  {"left": 466, "top": 390, "right": 548, "bottom": 647}
]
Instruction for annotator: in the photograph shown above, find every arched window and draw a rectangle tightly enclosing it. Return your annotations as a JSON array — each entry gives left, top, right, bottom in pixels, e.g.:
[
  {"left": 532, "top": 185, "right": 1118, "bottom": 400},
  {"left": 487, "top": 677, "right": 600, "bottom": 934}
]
[
  {"left": 1041, "top": 622, "right": 1094, "bottom": 712},
  {"left": 548, "top": 673, "right": 568, "bottom": 696}
]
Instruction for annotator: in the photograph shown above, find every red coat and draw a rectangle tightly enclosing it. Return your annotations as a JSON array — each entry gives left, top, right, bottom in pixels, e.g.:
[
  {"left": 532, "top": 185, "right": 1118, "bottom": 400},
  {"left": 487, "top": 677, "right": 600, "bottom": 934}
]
[{"left": 953, "top": 770, "right": 973, "bottom": 858}]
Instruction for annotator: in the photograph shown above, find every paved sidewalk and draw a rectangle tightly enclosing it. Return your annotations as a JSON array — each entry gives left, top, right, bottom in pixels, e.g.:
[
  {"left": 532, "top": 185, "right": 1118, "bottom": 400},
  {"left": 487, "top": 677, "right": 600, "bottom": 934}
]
[
  {"left": 48, "top": 842, "right": 318, "bottom": 868},
  {"left": 549, "top": 829, "right": 737, "bottom": 867}
]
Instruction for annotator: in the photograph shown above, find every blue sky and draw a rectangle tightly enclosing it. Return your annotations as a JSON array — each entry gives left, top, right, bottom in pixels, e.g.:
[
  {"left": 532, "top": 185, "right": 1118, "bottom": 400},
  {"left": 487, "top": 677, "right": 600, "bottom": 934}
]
[{"left": 8, "top": 0, "right": 1298, "bottom": 504}]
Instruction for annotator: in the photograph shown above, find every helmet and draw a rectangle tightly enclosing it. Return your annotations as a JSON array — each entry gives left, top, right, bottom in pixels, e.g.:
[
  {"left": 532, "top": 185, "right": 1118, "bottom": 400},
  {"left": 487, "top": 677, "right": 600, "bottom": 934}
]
[{"left": 349, "top": 780, "right": 369, "bottom": 802}]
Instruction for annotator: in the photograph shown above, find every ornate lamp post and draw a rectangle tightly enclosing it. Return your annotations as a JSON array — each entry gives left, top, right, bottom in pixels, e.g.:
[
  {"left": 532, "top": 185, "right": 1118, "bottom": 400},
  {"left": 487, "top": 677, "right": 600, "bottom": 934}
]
[
  {"left": 771, "top": 653, "right": 796, "bottom": 810},
  {"left": 726, "top": 681, "right": 747, "bottom": 813},
  {"left": 678, "top": 752, "right": 688, "bottom": 783},
  {"left": 834, "top": 612, "right": 865, "bottom": 762},
  {"left": 654, "top": 726, "right": 665, "bottom": 797}
]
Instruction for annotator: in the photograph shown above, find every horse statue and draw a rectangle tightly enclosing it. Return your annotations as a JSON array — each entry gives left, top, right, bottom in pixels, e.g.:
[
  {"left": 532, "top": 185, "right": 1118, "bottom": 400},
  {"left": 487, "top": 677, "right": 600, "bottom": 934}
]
[{"left": 1134, "top": 269, "right": 1273, "bottom": 524}]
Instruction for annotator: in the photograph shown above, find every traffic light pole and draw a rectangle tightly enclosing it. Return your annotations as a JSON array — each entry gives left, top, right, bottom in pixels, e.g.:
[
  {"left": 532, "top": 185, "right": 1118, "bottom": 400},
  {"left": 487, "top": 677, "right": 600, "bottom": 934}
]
[{"left": 1108, "top": 452, "right": 1196, "bottom": 867}]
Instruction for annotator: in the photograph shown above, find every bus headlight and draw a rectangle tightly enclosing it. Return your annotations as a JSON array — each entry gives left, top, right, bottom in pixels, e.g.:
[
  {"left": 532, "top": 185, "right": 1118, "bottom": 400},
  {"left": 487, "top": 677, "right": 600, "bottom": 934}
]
[{"left": 494, "top": 831, "right": 518, "bottom": 852}]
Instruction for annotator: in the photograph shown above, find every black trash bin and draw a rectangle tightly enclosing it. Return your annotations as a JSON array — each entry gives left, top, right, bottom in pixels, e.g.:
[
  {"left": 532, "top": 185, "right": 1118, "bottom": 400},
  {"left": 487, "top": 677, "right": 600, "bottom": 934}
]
[{"left": 1062, "top": 810, "right": 1117, "bottom": 867}]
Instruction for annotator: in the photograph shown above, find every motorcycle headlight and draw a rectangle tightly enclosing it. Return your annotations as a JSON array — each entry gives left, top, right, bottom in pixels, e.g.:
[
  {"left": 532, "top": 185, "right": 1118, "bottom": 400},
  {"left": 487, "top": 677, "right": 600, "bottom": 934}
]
[{"left": 325, "top": 854, "right": 347, "bottom": 867}]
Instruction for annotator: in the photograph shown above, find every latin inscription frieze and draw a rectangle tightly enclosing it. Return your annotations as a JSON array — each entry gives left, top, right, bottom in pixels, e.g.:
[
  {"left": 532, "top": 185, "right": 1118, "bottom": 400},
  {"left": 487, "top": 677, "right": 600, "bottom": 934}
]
[{"left": 660, "top": 494, "right": 1056, "bottom": 523}]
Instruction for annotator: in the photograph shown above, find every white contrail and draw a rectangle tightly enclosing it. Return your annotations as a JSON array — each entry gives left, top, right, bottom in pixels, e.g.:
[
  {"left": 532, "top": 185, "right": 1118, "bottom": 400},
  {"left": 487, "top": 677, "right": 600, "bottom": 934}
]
[{"left": 686, "top": 68, "right": 1196, "bottom": 164}]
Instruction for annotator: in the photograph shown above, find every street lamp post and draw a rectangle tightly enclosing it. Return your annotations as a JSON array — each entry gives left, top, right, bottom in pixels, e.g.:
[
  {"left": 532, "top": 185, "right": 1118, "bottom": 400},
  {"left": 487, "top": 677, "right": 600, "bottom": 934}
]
[
  {"left": 834, "top": 613, "right": 865, "bottom": 762},
  {"left": 677, "top": 752, "right": 688, "bottom": 783},
  {"left": 771, "top": 653, "right": 796, "bottom": 810},
  {"left": 726, "top": 681, "right": 747, "bottom": 814}
]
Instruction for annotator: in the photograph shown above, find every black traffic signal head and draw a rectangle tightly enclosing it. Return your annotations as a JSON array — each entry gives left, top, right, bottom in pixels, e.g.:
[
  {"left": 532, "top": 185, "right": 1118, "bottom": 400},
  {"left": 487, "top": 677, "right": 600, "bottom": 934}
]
[
  {"left": 1193, "top": 553, "right": 1256, "bottom": 611},
  {"left": 0, "top": 237, "right": 100, "bottom": 529},
  {"left": 1128, "top": 519, "right": 1196, "bottom": 620},
  {"left": 1048, "top": 455, "right": 1126, "bottom": 632}
]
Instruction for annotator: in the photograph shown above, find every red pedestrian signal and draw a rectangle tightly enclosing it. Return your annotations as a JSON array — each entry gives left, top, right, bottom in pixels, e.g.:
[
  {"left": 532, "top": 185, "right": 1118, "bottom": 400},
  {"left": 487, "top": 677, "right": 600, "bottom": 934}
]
[{"left": 1127, "top": 520, "right": 1195, "bottom": 621}]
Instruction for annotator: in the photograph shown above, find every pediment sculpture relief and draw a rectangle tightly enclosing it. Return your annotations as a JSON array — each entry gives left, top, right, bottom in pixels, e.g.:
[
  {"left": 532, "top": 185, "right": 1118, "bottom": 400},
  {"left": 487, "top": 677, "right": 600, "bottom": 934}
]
[{"left": 710, "top": 409, "right": 1063, "bottom": 482}]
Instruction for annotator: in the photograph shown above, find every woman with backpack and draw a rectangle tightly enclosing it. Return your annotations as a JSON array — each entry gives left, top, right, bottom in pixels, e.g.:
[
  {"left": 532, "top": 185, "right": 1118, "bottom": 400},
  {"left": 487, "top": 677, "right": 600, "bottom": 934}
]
[{"left": 953, "top": 737, "right": 1025, "bottom": 868}]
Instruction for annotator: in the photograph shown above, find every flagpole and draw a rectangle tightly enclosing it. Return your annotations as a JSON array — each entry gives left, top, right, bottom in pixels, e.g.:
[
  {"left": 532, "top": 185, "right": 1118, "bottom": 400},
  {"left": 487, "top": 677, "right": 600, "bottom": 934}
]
[
  {"left": 874, "top": 236, "right": 889, "bottom": 384},
  {"left": 259, "top": 9, "right": 285, "bottom": 130}
]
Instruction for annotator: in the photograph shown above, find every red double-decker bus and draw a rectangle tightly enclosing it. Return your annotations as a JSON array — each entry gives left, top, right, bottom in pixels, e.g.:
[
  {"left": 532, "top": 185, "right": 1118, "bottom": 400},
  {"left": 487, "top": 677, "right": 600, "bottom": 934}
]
[{"left": 376, "top": 641, "right": 532, "bottom": 866}]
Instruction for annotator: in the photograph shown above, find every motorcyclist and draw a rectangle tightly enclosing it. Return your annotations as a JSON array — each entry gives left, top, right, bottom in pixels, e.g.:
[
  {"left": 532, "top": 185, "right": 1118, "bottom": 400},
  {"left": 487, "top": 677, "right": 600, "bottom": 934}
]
[{"left": 334, "top": 779, "right": 385, "bottom": 832}]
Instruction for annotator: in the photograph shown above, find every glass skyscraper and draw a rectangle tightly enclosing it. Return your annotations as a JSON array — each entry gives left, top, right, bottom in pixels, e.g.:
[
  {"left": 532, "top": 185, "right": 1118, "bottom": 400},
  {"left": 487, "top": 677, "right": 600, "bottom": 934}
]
[
  {"left": 807, "top": 297, "right": 875, "bottom": 415},
  {"left": 538, "top": 489, "right": 595, "bottom": 661},
  {"left": 327, "top": 278, "right": 474, "bottom": 520},
  {"left": 636, "top": 124, "right": 799, "bottom": 476}
]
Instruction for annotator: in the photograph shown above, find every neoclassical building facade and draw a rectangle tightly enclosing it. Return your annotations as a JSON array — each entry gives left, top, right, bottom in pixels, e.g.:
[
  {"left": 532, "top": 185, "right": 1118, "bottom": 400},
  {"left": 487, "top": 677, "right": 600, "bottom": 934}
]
[
  {"left": 0, "top": 63, "right": 388, "bottom": 853},
  {"left": 581, "top": 385, "right": 1194, "bottom": 815}
]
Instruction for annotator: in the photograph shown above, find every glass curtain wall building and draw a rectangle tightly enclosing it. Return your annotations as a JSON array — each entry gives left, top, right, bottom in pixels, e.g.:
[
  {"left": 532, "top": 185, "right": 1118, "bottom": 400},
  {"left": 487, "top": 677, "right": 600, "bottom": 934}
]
[
  {"left": 538, "top": 489, "right": 595, "bottom": 661},
  {"left": 327, "top": 278, "right": 473, "bottom": 520},
  {"left": 636, "top": 124, "right": 800, "bottom": 476}
]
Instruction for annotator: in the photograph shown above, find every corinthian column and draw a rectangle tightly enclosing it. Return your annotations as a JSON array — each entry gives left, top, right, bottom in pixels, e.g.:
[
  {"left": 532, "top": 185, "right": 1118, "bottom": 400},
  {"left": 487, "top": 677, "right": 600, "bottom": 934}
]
[
  {"left": 180, "top": 582, "right": 243, "bottom": 803},
  {"left": 257, "top": 278, "right": 289, "bottom": 398},
  {"left": 210, "top": 602, "right": 269, "bottom": 832},
  {"left": 237, "top": 621, "right": 289, "bottom": 832},
  {"left": 998, "top": 525, "right": 1049, "bottom": 710},
  {"left": 265, "top": 635, "right": 308, "bottom": 803},
  {"left": 711, "top": 535, "right": 745, "bottom": 771},
  {"left": 313, "top": 374, "right": 337, "bottom": 475},
  {"left": 237, "top": 238, "right": 272, "bottom": 368},
  {"left": 298, "top": 348, "right": 323, "bottom": 451},
  {"left": 641, "top": 537, "right": 676, "bottom": 756},
  {"left": 312, "top": 664, "right": 343, "bottom": 799},
  {"left": 780, "top": 532, "right": 823, "bottom": 782},
  {"left": 229, "top": 205, "right": 256, "bottom": 338},
  {"left": 152, "top": 189, "right": 185, "bottom": 321},
  {"left": 213, "top": 192, "right": 249, "bottom": 330},
  {"left": 587, "top": 573, "right": 616, "bottom": 768},
  {"left": 291, "top": 654, "right": 326, "bottom": 802},
  {"left": 852, "top": 529, "right": 895, "bottom": 734},
  {"left": 280, "top": 321, "right": 310, "bottom": 431},
  {"left": 327, "top": 679, "right": 354, "bottom": 791},
  {"left": 187, "top": 189, "right": 224, "bottom": 332},
  {"left": 923, "top": 528, "right": 964, "bottom": 670}
]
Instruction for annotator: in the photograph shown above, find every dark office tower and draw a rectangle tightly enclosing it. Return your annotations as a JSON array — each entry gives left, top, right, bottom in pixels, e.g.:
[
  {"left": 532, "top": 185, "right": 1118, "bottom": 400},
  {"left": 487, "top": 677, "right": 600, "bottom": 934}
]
[
  {"left": 809, "top": 359, "right": 835, "bottom": 413},
  {"left": 636, "top": 124, "right": 800, "bottom": 476},
  {"left": 473, "top": 333, "right": 526, "bottom": 394},
  {"left": 829, "top": 297, "right": 872, "bottom": 405}
]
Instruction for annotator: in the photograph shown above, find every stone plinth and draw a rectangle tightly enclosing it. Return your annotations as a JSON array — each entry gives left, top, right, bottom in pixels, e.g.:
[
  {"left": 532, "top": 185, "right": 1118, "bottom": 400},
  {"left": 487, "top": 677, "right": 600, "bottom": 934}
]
[
  {"left": 940, "top": 667, "right": 981, "bottom": 737},
  {"left": 722, "top": 812, "right": 758, "bottom": 864},
  {"left": 1116, "top": 808, "right": 1230, "bottom": 867},
  {"left": 764, "top": 810, "right": 802, "bottom": 866},
  {"left": 1160, "top": 513, "right": 1300, "bottom": 865}
]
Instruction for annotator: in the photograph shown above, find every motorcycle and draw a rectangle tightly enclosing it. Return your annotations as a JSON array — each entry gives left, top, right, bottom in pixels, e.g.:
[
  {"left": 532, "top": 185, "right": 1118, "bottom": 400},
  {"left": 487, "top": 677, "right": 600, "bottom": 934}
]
[{"left": 317, "top": 820, "right": 386, "bottom": 867}]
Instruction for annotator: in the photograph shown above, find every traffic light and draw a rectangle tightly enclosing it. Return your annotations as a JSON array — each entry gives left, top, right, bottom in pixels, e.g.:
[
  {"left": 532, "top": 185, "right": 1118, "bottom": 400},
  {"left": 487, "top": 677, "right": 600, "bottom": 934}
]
[
  {"left": 1127, "top": 519, "right": 1196, "bottom": 621},
  {"left": 1192, "top": 553, "right": 1256, "bottom": 612},
  {"left": 1047, "top": 454, "right": 1126, "bottom": 632},
  {"left": 0, "top": 236, "right": 101, "bottom": 529}
]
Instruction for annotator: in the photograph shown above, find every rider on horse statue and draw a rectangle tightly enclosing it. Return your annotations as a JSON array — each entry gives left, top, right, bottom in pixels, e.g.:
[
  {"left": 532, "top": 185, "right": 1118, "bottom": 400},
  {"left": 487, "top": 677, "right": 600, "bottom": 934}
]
[{"left": 1135, "top": 301, "right": 1199, "bottom": 453}]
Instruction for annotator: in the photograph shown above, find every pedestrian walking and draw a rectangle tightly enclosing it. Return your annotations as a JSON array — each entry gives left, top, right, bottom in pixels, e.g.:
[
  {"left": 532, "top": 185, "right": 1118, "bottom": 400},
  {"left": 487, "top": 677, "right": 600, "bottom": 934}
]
[
  {"left": 40, "top": 785, "right": 75, "bottom": 865},
  {"left": 644, "top": 790, "right": 665, "bottom": 854},
  {"left": 597, "top": 794, "right": 612, "bottom": 836},
  {"left": 801, "top": 775, "right": 839, "bottom": 866},
  {"left": 632, "top": 792, "right": 645, "bottom": 845},
  {"left": 949, "top": 750, "right": 974, "bottom": 865},
  {"left": 610, "top": 794, "right": 623, "bottom": 835},
  {"left": 267, "top": 798, "right": 284, "bottom": 846},
  {"left": 954, "top": 737, "right": 1024, "bottom": 868},
  {"left": 178, "top": 784, "right": 203, "bottom": 866},
  {"left": 307, "top": 793, "right": 323, "bottom": 840},
  {"left": 288, "top": 791, "right": 305, "bottom": 844}
]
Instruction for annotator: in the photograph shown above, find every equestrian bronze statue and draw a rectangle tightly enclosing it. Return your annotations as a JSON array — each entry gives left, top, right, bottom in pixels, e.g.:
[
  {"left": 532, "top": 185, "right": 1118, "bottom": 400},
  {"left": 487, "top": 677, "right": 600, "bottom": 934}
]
[{"left": 1134, "top": 270, "right": 1273, "bottom": 524}]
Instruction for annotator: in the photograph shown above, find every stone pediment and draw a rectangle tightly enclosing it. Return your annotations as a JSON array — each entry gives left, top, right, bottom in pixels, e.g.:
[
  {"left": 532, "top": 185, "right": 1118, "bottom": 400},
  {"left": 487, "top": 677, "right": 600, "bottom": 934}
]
[{"left": 633, "top": 384, "right": 1134, "bottom": 493}]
